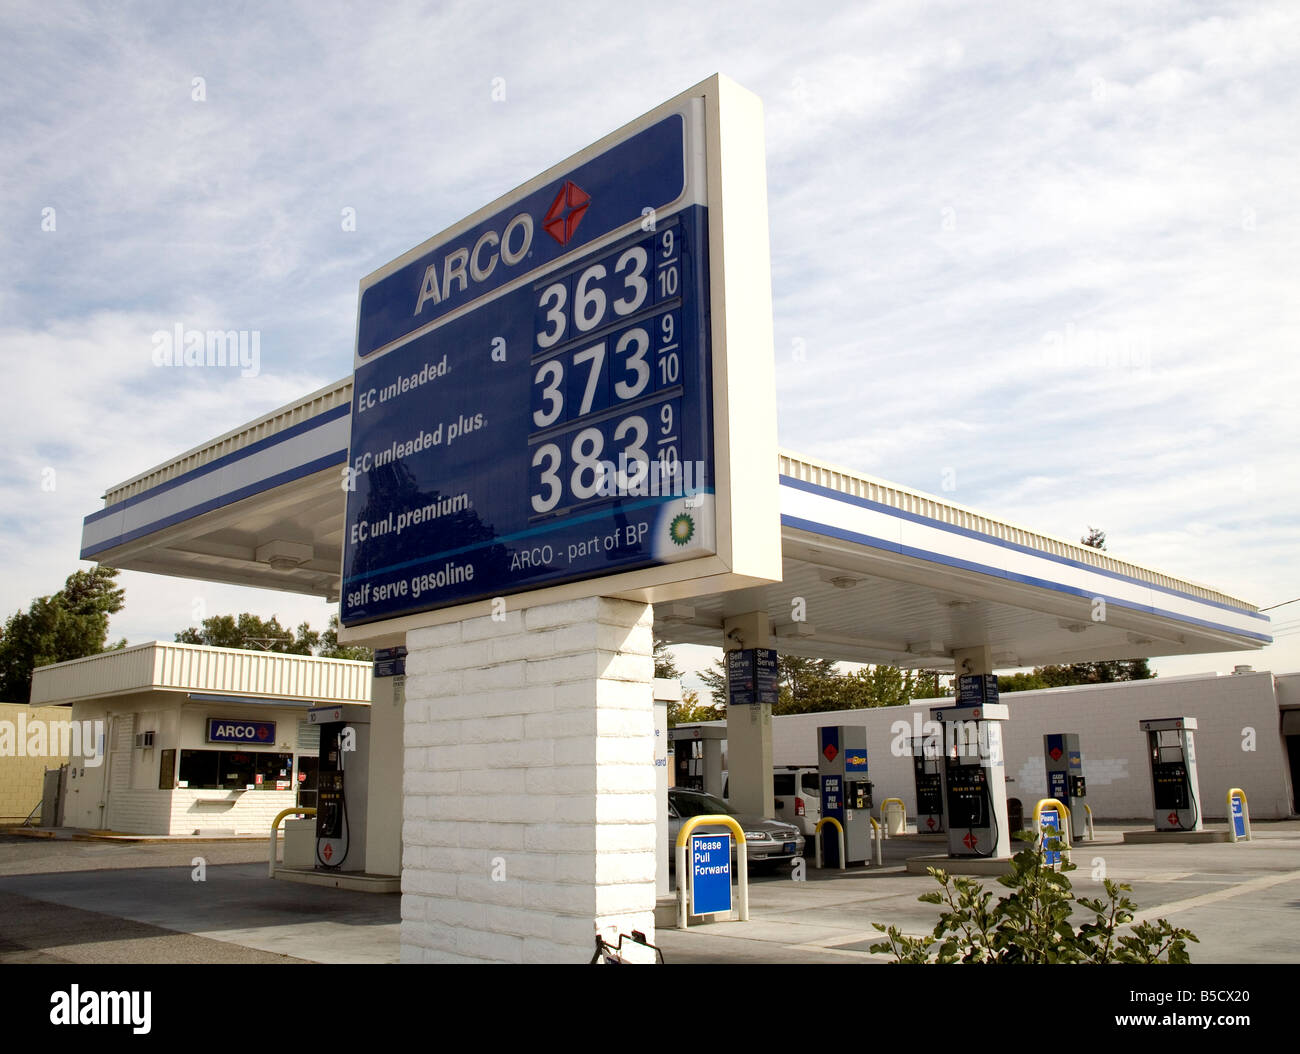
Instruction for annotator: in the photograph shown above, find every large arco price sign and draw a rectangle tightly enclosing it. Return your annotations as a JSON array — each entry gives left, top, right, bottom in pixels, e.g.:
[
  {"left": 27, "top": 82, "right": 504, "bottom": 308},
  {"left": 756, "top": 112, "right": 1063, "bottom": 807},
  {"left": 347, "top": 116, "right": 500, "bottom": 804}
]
[{"left": 341, "top": 76, "right": 780, "bottom": 634}]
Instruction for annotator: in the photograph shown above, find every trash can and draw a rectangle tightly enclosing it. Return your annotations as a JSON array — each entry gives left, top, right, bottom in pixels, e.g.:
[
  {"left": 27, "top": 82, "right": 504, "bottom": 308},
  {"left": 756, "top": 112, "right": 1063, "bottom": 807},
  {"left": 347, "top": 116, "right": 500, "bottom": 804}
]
[{"left": 1006, "top": 798, "right": 1024, "bottom": 833}]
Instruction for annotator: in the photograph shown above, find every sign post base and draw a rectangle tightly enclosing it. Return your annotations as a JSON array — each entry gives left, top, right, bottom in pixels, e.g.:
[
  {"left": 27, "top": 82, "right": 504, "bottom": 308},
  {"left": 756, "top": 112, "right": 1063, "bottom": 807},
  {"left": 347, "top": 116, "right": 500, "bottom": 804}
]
[{"left": 400, "top": 596, "right": 656, "bottom": 962}]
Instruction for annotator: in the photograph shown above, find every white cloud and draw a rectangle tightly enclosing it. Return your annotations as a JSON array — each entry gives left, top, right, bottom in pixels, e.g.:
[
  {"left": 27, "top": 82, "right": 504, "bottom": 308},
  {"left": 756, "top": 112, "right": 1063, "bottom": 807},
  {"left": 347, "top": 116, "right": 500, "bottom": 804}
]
[{"left": 2, "top": 1, "right": 1296, "bottom": 680}]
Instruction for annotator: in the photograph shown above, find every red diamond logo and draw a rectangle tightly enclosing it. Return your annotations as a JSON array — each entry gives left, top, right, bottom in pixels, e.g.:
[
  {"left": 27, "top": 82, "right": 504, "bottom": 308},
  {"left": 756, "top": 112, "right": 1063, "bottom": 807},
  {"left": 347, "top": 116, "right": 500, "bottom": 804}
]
[
  {"left": 1168, "top": 811, "right": 1179, "bottom": 826},
  {"left": 1049, "top": 746, "right": 1063, "bottom": 760},
  {"left": 322, "top": 842, "right": 334, "bottom": 862},
  {"left": 544, "top": 181, "right": 590, "bottom": 245},
  {"left": 926, "top": 816, "right": 936, "bottom": 830},
  {"left": 963, "top": 832, "right": 979, "bottom": 850},
  {"left": 822, "top": 744, "right": 838, "bottom": 762}
]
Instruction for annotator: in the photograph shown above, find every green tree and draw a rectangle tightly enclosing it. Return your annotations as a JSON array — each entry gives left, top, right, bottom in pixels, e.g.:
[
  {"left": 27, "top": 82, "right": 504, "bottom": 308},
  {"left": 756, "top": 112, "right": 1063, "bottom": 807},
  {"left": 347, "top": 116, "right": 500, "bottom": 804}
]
[
  {"left": 1034, "top": 659, "right": 1154, "bottom": 687},
  {"left": 997, "top": 671, "right": 1050, "bottom": 693},
  {"left": 667, "top": 688, "right": 722, "bottom": 727},
  {"left": 317, "top": 614, "right": 373, "bottom": 661},
  {"left": 911, "top": 669, "right": 949, "bottom": 699},
  {"left": 176, "top": 613, "right": 315, "bottom": 653},
  {"left": 698, "top": 657, "right": 727, "bottom": 708},
  {"left": 699, "top": 652, "right": 931, "bottom": 715},
  {"left": 176, "top": 612, "right": 371, "bottom": 660},
  {"left": 777, "top": 655, "right": 842, "bottom": 710},
  {"left": 0, "top": 566, "right": 127, "bottom": 702},
  {"left": 699, "top": 654, "right": 841, "bottom": 711},
  {"left": 853, "top": 664, "right": 921, "bottom": 708},
  {"left": 652, "top": 635, "right": 681, "bottom": 679},
  {"left": 773, "top": 662, "right": 915, "bottom": 714}
]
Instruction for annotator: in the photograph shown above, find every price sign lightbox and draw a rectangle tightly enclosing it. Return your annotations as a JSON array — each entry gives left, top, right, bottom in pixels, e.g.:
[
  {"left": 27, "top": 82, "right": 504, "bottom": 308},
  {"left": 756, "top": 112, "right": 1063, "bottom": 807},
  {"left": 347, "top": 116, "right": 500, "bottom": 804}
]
[{"left": 341, "top": 75, "right": 779, "bottom": 634}]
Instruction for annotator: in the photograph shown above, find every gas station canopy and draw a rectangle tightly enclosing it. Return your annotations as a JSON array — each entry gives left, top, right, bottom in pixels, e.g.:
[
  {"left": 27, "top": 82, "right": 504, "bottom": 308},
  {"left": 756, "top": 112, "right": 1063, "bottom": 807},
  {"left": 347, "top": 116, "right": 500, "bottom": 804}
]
[{"left": 80, "top": 377, "right": 1270, "bottom": 668}]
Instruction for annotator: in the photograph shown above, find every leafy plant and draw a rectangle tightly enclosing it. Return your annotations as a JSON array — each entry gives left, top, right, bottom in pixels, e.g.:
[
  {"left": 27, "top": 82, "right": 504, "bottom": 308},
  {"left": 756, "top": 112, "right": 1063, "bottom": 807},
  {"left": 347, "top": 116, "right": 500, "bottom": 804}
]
[{"left": 871, "top": 831, "right": 1197, "bottom": 963}]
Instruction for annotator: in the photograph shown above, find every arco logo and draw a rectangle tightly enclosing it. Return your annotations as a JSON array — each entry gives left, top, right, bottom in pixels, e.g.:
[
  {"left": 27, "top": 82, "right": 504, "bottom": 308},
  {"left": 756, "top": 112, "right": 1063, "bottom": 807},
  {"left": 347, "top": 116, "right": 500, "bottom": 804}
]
[
  {"left": 543, "top": 181, "right": 590, "bottom": 245},
  {"left": 209, "top": 718, "right": 275, "bottom": 743}
]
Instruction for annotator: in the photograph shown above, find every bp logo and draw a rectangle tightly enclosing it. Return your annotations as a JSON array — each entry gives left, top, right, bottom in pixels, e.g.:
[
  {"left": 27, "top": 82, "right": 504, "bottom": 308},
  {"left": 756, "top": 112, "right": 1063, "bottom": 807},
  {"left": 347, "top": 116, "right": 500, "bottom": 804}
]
[{"left": 668, "top": 513, "right": 695, "bottom": 546}]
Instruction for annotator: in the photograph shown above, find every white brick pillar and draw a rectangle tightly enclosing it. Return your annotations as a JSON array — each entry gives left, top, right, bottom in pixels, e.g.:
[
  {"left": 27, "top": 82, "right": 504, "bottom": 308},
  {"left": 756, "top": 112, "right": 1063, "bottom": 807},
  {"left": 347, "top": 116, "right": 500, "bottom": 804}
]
[{"left": 401, "top": 596, "right": 656, "bottom": 963}]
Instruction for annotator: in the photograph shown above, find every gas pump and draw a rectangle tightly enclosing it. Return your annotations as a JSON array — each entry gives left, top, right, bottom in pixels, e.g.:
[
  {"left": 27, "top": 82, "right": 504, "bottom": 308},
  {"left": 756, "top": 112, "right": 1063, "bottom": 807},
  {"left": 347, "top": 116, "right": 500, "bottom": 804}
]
[
  {"left": 1140, "top": 717, "right": 1202, "bottom": 832},
  {"left": 1043, "top": 733, "right": 1088, "bottom": 840},
  {"left": 932, "top": 687, "right": 1011, "bottom": 859},
  {"left": 817, "top": 726, "right": 873, "bottom": 865},
  {"left": 309, "top": 704, "right": 372, "bottom": 871},
  {"left": 911, "top": 735, "right": 944, "bottom": 834},
  {"left": 667, "top": 725, "right": 726, "bottom": 797}
]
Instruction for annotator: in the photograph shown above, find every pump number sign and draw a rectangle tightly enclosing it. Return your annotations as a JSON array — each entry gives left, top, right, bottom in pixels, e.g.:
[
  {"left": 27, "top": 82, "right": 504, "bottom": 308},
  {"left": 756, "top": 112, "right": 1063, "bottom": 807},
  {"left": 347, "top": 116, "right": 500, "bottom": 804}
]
[{"left": 341, "top": 78, "right": 779, "bottom": 630}]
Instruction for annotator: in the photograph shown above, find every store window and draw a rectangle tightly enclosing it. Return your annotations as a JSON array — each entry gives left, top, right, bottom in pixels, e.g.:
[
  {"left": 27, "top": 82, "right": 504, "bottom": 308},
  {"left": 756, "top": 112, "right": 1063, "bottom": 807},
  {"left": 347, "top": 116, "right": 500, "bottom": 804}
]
[{"left": 178, "top": 749, "right": 295, "bottom": 790}]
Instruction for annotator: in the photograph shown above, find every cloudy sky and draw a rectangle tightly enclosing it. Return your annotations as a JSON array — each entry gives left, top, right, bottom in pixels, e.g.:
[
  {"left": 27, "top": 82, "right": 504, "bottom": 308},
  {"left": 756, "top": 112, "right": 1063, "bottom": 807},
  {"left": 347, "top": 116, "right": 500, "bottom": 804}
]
[{"left": 2, "top": 1, "right": 1297, "bottom": 685}]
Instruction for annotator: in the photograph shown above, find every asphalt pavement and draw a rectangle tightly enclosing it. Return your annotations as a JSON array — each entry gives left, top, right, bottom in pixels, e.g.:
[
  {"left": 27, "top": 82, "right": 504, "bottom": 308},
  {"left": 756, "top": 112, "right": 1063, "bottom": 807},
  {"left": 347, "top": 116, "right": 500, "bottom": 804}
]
[{"left": 1, "top": 822, "right": 1297, "bottom": 964}]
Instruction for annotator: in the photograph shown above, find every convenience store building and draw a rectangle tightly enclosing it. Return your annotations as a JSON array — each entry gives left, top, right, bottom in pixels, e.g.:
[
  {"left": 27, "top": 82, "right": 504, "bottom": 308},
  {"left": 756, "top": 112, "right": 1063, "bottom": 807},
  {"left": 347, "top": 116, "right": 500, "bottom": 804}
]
[{"left": 29, "top": 641, "right": 371, "bottom": 835}]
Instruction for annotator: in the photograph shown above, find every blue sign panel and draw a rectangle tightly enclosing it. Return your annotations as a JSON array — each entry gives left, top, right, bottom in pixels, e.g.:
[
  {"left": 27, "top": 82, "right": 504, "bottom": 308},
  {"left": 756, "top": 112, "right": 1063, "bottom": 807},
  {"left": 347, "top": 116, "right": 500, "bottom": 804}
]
[
  {"left": 753, "top": 648, "right": 779, "bottom": 704},
  {"left": 343, "top": 180, "right": 716, "bottom": 625},
  {"left": 957, "top": 674, "right": 999, "bottom": 708},
  {"left": 691, "top": 832, "right": 732, "bottom": 915},
  {"left": 356, "top": 116, "right": 686, "bottom": 359},
  {"left": 821, "top": 774, "right": 843, "bottom": 818},
  {"left": 1231, "top": 795, "right": 1246, "bottom": 838},
  {"left": 1049, "top": 770, "right": 1068, "bottom": 801},
  {"left": 1040, "top": 807, "right": 1061, "bottom": 864},
  {"left": 208, "top": 719, "right": 276, "bottom": 745},
  {"left": 727, "top": 648, "right": 755, "bottom": 706},
  {"left": 727, "top": 648, "right": 779, "bottom": 705},
  {"left": 845, "top": 748, "right": 869, "bottom": 775},
  {"left": 373, "top": 645, "right": 407, "bottom": 678},
  {"left": 820, "top": 726, "right": 839, "bottom": 765}
]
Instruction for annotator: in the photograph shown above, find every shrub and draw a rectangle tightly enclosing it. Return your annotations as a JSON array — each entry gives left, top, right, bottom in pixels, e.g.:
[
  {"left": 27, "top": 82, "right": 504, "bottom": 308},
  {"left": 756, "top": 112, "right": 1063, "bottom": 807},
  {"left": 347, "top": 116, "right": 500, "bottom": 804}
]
[{"left": 870, "top": 832, "right": 1197, "bottom": 963}]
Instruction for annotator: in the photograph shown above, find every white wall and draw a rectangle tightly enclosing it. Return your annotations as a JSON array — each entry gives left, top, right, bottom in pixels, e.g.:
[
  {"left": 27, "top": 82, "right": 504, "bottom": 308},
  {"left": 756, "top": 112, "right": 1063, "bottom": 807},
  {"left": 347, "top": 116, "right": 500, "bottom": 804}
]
[
  {"left": 366, "top": 673, "right": 405, "bottom": 876},
  {"left": 169, "top": 788, "right": 299, "bottom": 835},
  {"left": 401, "top": 599, "right": 656, "bottom": 964},
  {"left": 771, "top": 671, "right": 1295, "bottom": 821}
]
